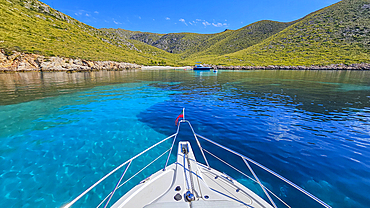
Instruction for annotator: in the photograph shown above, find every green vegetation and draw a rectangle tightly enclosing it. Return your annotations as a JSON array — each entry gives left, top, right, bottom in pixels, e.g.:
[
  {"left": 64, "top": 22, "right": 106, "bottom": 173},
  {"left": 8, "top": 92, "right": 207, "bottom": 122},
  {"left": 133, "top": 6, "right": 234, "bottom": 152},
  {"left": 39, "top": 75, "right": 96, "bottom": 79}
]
[
  {"left": 101, "top": 20, "right": 296, "bottom": 65},
  {"left": 183, "top": 20, "right": 296, "bottom": 59},
  {"left": 0, "top": 0, "right": 179, "bottom": 65},
  {"left": 111, "top": 20, "right": 293, "bottom": 56},
  {"left": 1, "top": 0, "right": 370, "bottom": 67},
  {"left": 99, "top": 0, "right": 370, "bottom": 66},
  {"left": 101, "top": 29, "right": 215, "bottom": 55},
  {"left": 198, "top": 0, "right": 370, "bottom": 66}
]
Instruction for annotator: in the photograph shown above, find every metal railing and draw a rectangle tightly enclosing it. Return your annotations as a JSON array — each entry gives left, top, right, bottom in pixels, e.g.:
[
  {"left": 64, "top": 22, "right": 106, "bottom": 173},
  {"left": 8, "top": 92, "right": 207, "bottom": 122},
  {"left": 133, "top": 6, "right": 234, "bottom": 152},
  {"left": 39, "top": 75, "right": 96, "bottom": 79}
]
[
  {"left": 63, "top": 134, "right": 175, "bottom": 208},
  {"left": 195, "top": 133, "right": 332, "bottom": 208},
  {"left": 64, "top": 115, "right": 332, "bottom": 208},
  {"left": 175, "top": 118, "right": 331, "bottom": 208}
]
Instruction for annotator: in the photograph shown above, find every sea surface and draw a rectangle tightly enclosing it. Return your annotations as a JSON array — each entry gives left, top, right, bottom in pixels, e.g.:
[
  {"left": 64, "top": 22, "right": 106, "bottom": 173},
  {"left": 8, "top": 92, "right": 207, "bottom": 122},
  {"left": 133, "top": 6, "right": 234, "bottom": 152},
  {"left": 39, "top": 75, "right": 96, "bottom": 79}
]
[{"left": 0, "top": 70, "right": 369, "bottom": 208}]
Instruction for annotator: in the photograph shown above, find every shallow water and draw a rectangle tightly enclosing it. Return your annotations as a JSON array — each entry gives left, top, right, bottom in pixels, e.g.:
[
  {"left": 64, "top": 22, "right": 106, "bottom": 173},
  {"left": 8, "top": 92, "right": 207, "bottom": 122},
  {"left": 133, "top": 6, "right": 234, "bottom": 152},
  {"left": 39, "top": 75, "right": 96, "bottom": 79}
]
[{"left": 0, "top": 70, "right": 369, "bottom": 208}]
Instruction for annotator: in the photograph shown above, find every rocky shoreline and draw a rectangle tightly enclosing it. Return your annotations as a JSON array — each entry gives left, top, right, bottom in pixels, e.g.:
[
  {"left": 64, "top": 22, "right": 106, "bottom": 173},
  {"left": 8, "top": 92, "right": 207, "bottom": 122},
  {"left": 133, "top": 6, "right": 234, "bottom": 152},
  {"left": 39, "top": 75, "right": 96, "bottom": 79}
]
[
  {"left": 1, "top": 50, "right": 370, "bottom": 72},
  {"left": 206, "top": 63, "right": 370, "bottom": 70},
  {"left": 0, "top": 50, "right": 141, "bottom": 73}
]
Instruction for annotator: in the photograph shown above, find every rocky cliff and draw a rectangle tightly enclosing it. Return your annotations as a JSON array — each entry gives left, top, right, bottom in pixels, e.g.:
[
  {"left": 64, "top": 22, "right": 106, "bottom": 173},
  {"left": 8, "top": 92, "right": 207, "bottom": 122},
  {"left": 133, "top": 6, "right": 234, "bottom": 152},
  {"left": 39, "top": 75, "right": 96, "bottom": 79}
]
[{"left": 0, "top": 50, "right": 141, "bottom": 72}]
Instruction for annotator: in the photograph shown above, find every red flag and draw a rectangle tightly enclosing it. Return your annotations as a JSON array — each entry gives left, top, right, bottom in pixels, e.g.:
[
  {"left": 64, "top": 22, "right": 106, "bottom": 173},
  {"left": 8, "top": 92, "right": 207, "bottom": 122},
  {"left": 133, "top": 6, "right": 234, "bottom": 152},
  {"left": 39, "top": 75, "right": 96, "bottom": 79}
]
[{"left": 175, "top": 113, "right": 184, "bottom": 125}]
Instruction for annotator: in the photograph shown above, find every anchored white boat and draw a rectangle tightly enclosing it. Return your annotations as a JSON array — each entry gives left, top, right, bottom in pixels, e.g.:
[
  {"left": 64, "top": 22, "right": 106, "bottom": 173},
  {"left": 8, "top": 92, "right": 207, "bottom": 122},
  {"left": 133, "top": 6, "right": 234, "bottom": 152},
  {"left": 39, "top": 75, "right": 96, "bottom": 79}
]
[
  {"left": 64, "top": 109, "right": 331, "bottom": 208},
  {"left": 193, "top": 62, "right": 213, "bottom": 71}
]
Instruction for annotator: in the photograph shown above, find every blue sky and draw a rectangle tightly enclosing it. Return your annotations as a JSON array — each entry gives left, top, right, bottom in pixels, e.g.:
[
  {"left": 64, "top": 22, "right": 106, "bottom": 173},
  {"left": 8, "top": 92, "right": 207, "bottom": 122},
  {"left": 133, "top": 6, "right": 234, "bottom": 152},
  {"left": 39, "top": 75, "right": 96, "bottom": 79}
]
[{"left": 40, "top": 0, "right": 339, "bottom": 34}]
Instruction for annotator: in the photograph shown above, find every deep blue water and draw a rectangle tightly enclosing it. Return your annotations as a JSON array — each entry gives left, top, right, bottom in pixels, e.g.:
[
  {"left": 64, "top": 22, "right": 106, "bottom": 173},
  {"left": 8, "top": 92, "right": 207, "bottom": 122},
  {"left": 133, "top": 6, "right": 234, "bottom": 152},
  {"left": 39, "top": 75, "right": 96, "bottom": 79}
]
[{"left": 0, "top": 70, "right": 369, "bottom": 208}]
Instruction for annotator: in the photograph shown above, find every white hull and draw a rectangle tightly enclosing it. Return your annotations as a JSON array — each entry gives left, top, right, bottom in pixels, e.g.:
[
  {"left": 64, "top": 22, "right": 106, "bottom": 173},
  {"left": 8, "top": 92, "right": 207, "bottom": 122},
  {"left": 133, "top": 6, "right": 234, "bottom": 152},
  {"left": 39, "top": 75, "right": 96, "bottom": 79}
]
[
  {"left": 112, "top": 141, "right": 272, "bottom": 208},
  {"left": 64, "top": 115, "right": 331, "bottom": 208}
]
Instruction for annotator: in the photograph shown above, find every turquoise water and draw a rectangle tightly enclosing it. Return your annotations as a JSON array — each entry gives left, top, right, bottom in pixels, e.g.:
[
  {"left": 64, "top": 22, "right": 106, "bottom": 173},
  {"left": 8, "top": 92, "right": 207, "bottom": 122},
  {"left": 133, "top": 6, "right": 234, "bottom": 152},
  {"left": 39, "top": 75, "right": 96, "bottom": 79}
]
[{"left": 0, "top": 70, "right": 369, "bottom": 207}]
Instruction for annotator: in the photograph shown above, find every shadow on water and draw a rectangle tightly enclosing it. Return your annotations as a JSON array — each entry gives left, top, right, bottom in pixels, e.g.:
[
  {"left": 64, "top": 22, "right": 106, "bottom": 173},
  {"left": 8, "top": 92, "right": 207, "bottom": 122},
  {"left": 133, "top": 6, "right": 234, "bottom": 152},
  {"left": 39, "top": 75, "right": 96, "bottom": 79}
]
[{"left": 138, "top": 70, "right": 370, "bottom": 208}]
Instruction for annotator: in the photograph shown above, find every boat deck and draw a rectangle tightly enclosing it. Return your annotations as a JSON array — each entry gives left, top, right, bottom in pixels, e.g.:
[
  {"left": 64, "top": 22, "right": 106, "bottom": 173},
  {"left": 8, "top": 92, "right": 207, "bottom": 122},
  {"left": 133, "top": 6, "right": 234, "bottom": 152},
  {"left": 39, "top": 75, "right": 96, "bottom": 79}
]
[{"left": 111, "top": 141, "right": 272, "bottom": 208}]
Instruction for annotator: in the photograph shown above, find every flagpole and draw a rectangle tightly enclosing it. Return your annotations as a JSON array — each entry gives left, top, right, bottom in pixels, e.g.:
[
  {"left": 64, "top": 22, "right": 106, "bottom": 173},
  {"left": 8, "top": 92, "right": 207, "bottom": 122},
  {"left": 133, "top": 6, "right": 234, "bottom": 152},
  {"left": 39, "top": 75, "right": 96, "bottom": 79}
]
[{"left": 183, "top": 108, "right": 185, "bottom": 121}]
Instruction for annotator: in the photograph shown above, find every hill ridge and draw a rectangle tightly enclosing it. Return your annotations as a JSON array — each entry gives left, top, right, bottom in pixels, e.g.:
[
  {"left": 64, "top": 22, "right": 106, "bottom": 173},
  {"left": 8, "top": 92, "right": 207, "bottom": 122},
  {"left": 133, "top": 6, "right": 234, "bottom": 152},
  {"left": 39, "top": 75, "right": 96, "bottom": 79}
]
[
  {"left": 0, "top": 0, "right": 179, "bottom": 66},
  {"left": 1, "top": 0, "right": 370, "bottom": 68},
  {"left": 210, "top": 0, "right": 370, "bottom": 66}
]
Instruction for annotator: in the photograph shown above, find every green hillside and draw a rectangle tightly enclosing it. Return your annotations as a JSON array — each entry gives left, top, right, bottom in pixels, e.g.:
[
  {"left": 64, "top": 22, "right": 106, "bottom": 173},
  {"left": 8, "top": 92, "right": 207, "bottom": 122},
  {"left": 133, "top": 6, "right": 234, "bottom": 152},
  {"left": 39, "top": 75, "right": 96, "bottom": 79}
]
[
  {"left": 0, "top": 0, "right": 178, "bottom": 65},
  {"left": 204, "top": 0, "right": 370, "bottom": 66},
  {"left": 103, "top": 0, "right": 370, "bottom": 66},
  {"left": 103, "top": 20, "right": 293, "bottom": 58},
  {"left": 184, "top": 20, "right": 296, "bottom": 60},
  {"left": 1, "top": 0, "right": 369, "bottom": 67},
  {"left": 102, "top": 20, "right": 295, "bottom": 65},
  {"left": 101, "top": 29, "right": 215, "bottom": 54}
]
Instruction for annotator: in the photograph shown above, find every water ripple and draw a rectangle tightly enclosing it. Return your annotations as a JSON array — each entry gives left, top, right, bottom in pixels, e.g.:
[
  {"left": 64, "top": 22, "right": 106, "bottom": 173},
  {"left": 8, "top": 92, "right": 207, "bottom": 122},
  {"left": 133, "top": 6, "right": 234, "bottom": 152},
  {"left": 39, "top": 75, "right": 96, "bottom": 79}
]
[{"left": 0, "top": 70, "right": 369, "bottom": 208}]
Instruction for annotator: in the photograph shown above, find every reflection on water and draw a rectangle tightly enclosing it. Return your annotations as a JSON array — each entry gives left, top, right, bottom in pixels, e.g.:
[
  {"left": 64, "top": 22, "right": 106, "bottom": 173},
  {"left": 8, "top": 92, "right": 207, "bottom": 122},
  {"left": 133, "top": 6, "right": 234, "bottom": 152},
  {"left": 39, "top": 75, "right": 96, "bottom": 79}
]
[
  {"left": 1, "top": 70, "right": 369, "bottom": 110},
  {"left": 0, "top": 70, "right": 369, "bottom": 208},
  {"left": 0, "top": 71, "right": 147, "bottom": 105}
]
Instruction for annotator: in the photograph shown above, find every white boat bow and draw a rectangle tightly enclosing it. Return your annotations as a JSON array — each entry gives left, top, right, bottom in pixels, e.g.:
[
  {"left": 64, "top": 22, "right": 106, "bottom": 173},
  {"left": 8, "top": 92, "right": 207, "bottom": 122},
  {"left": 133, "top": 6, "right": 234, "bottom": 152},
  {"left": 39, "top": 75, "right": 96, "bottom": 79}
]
[{"left": 64, "top": 110, "right": 332, "bottom": 208}]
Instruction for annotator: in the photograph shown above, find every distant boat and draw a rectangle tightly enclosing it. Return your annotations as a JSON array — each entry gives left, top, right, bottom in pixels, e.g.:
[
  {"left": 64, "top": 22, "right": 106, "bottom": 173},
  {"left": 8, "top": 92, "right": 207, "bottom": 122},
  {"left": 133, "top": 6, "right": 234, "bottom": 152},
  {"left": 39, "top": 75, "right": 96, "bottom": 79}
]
[{"left": 193, "top": 62, "right": 213, "bottom": 71}]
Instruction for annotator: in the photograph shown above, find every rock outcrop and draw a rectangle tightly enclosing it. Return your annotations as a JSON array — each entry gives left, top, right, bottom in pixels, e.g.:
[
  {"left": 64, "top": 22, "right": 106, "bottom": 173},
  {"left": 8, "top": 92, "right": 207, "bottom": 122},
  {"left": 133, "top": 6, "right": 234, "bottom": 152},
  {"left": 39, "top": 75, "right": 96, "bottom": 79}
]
[{"left": 0, "top": 50, "right": 141, "bottom": 72}]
